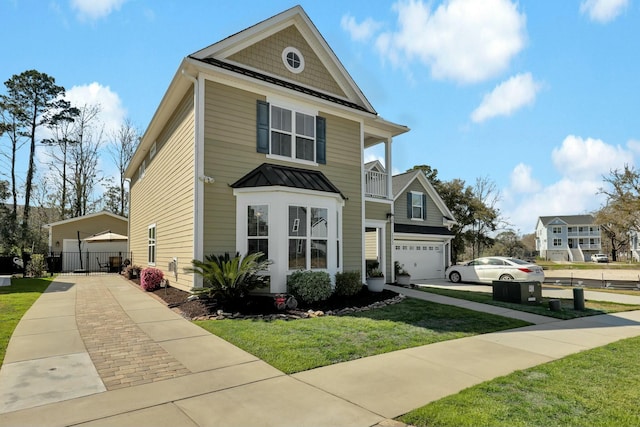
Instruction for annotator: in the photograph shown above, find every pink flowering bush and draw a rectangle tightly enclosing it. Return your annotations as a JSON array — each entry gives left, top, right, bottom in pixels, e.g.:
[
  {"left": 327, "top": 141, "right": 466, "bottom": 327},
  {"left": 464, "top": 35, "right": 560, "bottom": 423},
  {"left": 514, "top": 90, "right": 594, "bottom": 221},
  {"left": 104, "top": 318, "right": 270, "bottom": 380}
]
[{"left": 140, "top": 267, "right": 164, "bottom": 291}]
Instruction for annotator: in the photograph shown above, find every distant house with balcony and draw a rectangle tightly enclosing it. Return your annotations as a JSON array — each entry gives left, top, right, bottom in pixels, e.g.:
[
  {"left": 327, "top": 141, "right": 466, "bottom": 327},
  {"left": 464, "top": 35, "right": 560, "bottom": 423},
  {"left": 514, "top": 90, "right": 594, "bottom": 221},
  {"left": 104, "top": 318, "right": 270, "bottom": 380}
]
[{"left": 535, "top": 215, "right": 601, "bottom": 262}]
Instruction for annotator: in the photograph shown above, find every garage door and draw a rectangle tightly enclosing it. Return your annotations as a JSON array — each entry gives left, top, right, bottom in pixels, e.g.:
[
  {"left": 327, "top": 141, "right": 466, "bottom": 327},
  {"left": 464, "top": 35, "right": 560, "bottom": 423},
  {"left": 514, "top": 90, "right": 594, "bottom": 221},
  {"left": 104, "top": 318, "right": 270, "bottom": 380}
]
[{"left": 394, "top": 241, "right": 443, "bottom": 280}]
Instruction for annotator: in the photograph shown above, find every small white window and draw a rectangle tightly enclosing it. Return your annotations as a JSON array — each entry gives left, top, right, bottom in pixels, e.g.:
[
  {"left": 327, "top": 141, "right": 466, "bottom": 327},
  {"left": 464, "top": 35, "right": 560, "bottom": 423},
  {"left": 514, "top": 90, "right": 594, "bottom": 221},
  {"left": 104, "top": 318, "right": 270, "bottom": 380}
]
[
  {"left": 282, "top": 47, "right": 305, "bottom": 74},
  {"left": 148, "top": 224, "right": 156, "bottom": 265},
  {"left": 138, "top": 159, "right": 146, "bottom": 180},
  {"left": 150, "top": 142, "right": 157, "bottom": 159}
]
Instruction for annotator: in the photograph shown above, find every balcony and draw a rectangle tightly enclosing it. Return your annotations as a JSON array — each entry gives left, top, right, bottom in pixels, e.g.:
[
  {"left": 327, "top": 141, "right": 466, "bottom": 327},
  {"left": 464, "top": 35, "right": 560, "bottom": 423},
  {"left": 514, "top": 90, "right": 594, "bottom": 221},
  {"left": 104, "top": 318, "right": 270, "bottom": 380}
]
[{"left": 365, "top": 170, "right": 388, "bottom": 199}]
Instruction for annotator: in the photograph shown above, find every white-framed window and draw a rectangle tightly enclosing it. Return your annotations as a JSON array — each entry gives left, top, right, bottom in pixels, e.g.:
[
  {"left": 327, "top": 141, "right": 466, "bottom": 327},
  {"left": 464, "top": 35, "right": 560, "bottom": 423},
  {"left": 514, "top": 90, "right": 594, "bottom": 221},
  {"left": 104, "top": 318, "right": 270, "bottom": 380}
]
[
  {"left": 148, "top": 224, "right": 156, "bottom": 265},
  {"left": 553, "top": 238, "right": 562, "bottom": 247},
  {"left": 552, "top": 226, "right": 562, "bottom": 234},
  {"left": 150, "top": 142, "right": 157, "bottom": 159},
  {"left": 409, "top": 191, "right": 425, "bottom": 220},
  {"left": 248, "top": 205, "right": 269, "bottom": 259},
  {"left": 138, "top": 159, "right": 146, "bottom": 180},
  {"left": 289, "top": 206, "right": 328, "bottom": 270},
  {"left": 270, "top": 105, "right": 316, "bottom": 162},
  {"left": 282, "top": 47, "right": 305, "bottom": 74}
]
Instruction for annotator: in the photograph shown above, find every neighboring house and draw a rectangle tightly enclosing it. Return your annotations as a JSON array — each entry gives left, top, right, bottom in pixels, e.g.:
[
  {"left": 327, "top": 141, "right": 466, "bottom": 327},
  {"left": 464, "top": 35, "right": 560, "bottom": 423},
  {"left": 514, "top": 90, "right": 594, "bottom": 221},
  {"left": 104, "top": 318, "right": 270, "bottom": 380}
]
[
  {"left": 535, "top": 215, "right": 601, "bottom": 262},
  {"left": 628, "top": 230, "right": 640, "bottom": 262},
  {"left": 390, "top": 169, "right": 456, "bottom": 280},
  {"left": 44, "top": 211, "right": 129, "bottom": 272},
  {"left": 124, "top": 6, "right": 408, "bottom": 292}
]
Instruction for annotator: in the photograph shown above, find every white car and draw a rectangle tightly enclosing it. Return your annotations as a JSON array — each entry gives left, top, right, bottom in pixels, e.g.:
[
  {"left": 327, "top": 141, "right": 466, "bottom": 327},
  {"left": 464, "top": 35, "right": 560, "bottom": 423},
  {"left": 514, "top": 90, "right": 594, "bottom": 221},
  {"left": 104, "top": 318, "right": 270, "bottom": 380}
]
[
  {"left": 445, "top": 256, "right": 545, "bottom": 284},
  {"left": 591, "top": 253, "right": 609, "bottom": 263}
]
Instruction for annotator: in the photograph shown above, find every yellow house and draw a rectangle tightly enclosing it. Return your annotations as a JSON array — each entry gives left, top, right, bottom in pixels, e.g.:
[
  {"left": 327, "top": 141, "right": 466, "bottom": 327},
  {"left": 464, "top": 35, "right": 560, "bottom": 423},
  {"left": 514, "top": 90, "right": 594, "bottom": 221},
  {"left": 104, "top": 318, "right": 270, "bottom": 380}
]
[{"left": 124, "top": 6, "right": 408, "bottom": 292}]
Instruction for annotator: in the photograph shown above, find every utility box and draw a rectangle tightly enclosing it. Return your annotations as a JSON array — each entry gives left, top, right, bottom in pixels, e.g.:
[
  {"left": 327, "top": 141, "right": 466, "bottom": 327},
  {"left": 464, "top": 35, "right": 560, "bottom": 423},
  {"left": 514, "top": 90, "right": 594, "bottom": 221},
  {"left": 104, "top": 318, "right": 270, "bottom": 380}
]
[{"left": 492, "top": 281, "right": 542, "bottom": 304}]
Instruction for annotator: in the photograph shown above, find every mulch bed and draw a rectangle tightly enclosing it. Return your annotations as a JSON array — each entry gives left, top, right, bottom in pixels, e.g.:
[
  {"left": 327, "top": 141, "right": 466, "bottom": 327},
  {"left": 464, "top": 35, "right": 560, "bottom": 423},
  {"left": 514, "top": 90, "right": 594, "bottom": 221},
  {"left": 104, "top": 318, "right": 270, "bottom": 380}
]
[{"left": 147, "top": 284, "right": 400, "bottom": 320}]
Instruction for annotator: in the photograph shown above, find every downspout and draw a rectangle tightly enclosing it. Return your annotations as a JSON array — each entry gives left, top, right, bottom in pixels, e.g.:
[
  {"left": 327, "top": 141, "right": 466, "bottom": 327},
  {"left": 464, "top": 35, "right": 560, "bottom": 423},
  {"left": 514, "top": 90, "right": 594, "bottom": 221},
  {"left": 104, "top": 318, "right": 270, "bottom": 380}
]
[
  {"left": 182, "top": 69, "right": 203, "bottom": 289},
  {"left": 386, "top": 137, "right": 394, "bottom": 283},
  {"left": 125, "top": 178, "right": 131, "bottom": 260}
]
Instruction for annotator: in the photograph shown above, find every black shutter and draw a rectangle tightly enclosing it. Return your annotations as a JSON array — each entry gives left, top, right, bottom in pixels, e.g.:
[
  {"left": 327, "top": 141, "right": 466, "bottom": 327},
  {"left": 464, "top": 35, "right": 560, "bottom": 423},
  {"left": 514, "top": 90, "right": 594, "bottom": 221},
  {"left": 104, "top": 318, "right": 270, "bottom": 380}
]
[
  {"left": 316, "top": 116, "right": 326, "bottom": 164},
  {"left": 407, "top": 193, "right": 412, "bottom": 219},
  {"left": 422, "top": 194, "right": 427, "bottom": 220},
  {"left": 256, "top": 100, "right": 269, "bottom": 154}
]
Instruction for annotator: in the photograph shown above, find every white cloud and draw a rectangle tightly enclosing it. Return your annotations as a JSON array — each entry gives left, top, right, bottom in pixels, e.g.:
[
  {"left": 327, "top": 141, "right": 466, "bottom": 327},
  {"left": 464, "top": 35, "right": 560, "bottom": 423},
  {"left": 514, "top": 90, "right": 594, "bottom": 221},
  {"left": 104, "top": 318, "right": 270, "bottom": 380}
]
[
  {"left": 626, "top": 139, "right": 640, "bottom": 154},
  {"left": 501, "top": 135, "right": 635, "bottom": 234},
  {"left": 471, "top": 73, "right": 541, "bottom": 123},
  {"left": 65, "top": 82, "right": 126, "bottom": 137},
  {"left": 375, "top": 0, "right": 526, "bottom": 83},
  {"left": 509, "top": 163, "right": 541, "bottom": 193},
  {"left": 70, "top": 0, "right": 126, "bottom": 20},
  {"left": 551, "top": 135, "right": 633, "bottom": 180},
  {"left": 580, "top": 0, "right": 629, "bottom": 23},
  {"left": 341, "top": 14, "right": 383, "bottom": 42}
]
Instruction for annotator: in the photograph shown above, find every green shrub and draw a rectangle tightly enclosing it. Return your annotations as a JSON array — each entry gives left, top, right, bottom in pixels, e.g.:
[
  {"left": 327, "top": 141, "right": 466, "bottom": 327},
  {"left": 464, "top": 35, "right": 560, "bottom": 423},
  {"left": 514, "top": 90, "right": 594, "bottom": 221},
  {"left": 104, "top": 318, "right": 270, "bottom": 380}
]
[
  {"left": 287, "top": 270, "right": 333, "bottom": 304},
  {"left": 26, "top": 254, "right": 45, "bottom": 277},
  {"left": 188, "top": 252, "right": 270, "bottom": 302},
  {"left": 334, "top": 271, "right": 362, "bottom": 296}
]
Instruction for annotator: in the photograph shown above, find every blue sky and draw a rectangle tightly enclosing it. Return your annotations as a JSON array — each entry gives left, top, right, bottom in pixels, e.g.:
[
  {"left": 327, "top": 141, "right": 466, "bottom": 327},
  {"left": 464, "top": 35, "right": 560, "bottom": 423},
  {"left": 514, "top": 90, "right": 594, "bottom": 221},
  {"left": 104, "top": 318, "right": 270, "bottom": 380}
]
[{"left": 1, "top": 0, "right": 639, "bottom": 235}]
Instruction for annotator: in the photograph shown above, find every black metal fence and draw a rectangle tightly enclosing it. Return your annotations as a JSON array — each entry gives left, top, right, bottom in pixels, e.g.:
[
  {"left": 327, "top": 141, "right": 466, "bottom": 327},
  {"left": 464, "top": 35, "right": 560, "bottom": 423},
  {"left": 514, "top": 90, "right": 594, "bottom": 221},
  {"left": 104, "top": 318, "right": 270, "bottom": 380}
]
[{"left": 45, "top": 251, "right": 133, "bottom": 275}]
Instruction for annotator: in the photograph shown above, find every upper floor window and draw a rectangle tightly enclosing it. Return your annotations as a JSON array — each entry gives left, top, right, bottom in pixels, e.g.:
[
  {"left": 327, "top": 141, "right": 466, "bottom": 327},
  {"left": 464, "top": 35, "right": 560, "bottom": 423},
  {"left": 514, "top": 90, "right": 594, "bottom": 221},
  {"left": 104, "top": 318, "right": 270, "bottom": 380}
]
[
  {"left": 408, "top": 192, "right": 426, "bottom": 220},
  {"left": 256, "top": 100, "right": 326, "bottom": 165},
  {"left": 552, "top": 226, "right": 562, "bottom": 234}
]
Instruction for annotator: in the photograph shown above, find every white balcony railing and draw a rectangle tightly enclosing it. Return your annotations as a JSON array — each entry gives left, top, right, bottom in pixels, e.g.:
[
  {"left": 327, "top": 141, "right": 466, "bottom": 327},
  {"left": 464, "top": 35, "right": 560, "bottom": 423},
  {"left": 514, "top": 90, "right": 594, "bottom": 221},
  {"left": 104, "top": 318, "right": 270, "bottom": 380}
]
[{"left": 365, "top": 170, "right": 388, "bottom": 199}]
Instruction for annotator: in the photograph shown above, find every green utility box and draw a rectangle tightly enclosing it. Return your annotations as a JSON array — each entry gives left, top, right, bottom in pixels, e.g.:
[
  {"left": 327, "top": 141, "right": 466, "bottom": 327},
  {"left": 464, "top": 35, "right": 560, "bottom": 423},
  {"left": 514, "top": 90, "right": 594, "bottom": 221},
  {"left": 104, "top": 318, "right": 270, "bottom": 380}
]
[{"left": 492, "top": 281, "right": 542, "bottom": 304}]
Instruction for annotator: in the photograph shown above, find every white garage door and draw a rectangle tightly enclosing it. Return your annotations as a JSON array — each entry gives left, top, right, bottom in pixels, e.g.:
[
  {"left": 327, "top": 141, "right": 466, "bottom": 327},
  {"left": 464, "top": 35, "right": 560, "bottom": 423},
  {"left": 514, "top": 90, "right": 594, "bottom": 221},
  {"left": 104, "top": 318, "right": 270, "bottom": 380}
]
[{"left": 394, "top": 241, "right": 443, "bottom": 280}]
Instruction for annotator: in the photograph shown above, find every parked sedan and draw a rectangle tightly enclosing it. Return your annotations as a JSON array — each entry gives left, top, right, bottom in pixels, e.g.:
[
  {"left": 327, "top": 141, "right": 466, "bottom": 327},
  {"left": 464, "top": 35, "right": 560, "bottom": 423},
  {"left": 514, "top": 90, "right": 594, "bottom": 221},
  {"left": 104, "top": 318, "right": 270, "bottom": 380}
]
[
  {"left": 445, "top": 257, "right": 545, "bottom": 284},
  {"left": 591, "top": 253, "right": 609, "bottom": 263}
]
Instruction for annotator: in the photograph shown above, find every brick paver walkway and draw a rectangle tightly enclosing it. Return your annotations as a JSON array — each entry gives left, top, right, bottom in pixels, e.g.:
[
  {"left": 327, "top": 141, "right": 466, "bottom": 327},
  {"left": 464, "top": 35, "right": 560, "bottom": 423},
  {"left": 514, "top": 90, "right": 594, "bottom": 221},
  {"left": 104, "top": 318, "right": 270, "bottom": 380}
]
[{"left": 76, "top": 281, "right": 191, "bottom": 390}]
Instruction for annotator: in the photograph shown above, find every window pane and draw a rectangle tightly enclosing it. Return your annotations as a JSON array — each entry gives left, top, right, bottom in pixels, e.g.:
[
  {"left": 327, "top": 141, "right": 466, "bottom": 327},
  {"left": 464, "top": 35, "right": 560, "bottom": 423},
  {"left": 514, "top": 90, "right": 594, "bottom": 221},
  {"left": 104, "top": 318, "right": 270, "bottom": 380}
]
[
  {"left": 289, "top": 206, "right": 307, "bottom": 237},
  {"left": 248, "top": 238, "right": 269, "bottom": 259},
  {"left": 271, "top": 106, "right": 291, "bottom": 131},
  {"left": 311, "top": 208, "right": 327, "bottom": 237},
  {"left": 289, "top": 239, "right": 306, "bottom": 269},
  {"left": 295, "top": 137, "right": 314, "bottom": 161},
  {"left": 271, "top": 132, "right": 292, "bottom": 157},
  {"left": 248, "top": 205, "right": 268, "bottom": 237},
  {"left": 311, "top": 240, "right": 327, "bottom": 268},
  {"left": 412, "top": 206, "right": 421, "bottom": 218},
  {"left": 295, "top": 112, "right": 315, "bottom": 138}
]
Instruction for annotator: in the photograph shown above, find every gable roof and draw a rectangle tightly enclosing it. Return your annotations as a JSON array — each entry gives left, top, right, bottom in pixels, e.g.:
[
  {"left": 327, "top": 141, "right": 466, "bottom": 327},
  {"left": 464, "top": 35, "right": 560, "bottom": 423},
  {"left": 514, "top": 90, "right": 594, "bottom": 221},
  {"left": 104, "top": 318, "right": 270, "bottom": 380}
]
[
  {"left": 392, "top": 170, "right": 456, "bottom": 223},
  {"left": 231, "top": 163, "right": 346, "bottom": 199},
  {"left": 538, "top": 215, "right": 595, "bottom": 227},
  {"left": 44, "top": 211, "right": 128, "bottom": 228},
  {"left": 364, "top": 160, "right": 385, "bottom": 173},
  {"left": 190, "top": 5, "right": 375, "bottom": 114}
]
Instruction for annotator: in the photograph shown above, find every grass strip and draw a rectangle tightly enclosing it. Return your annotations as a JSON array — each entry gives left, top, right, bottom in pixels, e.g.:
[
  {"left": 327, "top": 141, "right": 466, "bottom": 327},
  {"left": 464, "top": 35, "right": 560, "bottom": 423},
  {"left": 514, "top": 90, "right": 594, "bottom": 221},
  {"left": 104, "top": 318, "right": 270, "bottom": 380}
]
[
  {"left": 195, "top": 298, "right": 529, "bottom": 374},
  {"left": 399, "top": 335, "right": 640, "bottom": 427},
  {"left": 419, "top": 286, "right": 640, "bottom": 320},
  {"left": 0, "top": 277, "right": 53, "bottom": 364}
]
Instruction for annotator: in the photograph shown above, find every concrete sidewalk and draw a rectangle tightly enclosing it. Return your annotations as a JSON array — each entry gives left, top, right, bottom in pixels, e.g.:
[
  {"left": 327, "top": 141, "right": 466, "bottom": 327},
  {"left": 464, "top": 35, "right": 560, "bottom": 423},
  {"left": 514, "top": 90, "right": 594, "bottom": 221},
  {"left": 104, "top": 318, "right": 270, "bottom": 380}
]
[{"left": 1, "top": 275, "right": 640, "bottom": 426}]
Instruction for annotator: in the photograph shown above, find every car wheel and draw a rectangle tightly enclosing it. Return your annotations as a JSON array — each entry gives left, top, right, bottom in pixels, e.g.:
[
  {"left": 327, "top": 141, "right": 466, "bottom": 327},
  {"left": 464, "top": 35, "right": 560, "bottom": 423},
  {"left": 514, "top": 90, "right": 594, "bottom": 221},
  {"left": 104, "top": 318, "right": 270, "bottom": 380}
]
[
  {"left": 449, "top": 271, "right": 462, "bottom": 283},
  {"left": 499, "top": 274, "right": 514, "bottom": 281}
]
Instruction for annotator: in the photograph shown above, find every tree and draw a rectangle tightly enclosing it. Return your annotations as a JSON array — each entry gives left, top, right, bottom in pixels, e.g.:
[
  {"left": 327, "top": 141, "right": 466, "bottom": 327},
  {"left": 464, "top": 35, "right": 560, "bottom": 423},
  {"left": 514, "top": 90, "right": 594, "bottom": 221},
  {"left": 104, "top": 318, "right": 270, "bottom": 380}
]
[
  {"left": 409, "top": 166, "right": 501, "bottom": 263},
  {"left": 1, "top": 70, "right": 71, "bottom": 251},
  {"left": 105, "top": 119, "right": 138, "bottom": 216},
  {"left": 0, "top": 96, "right": 26, "bottom": 219},
  {"left": 597, "top": 165, "right": 640, "bottom": 261},
  {"left": 67, "top": 104, "right": 103, "bottom": 217},
  {"left": 491, "top": 230, "right": 526, "bottom": 258},
  {"left": 42, "top": 105, "right": 80, "bottom": 220}
]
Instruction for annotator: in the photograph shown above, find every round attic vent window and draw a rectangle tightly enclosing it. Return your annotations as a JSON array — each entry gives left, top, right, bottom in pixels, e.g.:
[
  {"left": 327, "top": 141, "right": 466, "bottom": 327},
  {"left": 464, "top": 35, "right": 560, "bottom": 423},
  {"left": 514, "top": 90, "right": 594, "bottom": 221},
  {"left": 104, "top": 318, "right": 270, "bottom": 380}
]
[{"left": 282, "top": 47, "right": 304, "bottom": 74}]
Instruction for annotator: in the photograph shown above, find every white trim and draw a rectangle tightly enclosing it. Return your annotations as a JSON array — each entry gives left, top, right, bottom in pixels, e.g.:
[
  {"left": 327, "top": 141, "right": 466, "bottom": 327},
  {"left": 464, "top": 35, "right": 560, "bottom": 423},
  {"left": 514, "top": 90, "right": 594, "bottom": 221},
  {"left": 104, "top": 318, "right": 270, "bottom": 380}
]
[
  {"left": 233, "top": 185, "right": 344, "bottom": 203},
  {"left": 45, "top": 211, "right": 128, "bottom": 228},
  {"left": 365, "top": 219, "right": 387, "bottom": 281},
  {"left": 235, "top": 189, "right": 342, "bottom": 293}
]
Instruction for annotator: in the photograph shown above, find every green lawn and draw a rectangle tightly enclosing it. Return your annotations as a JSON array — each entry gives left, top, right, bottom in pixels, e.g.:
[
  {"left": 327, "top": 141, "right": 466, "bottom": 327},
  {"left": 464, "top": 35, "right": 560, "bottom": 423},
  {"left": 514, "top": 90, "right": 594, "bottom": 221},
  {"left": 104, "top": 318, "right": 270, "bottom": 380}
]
[
  {"left": 537, "top": 260, "right": 640, "bottom": 270},
  {"left": 419, "top": 286, "right": 640, "bottom": 320},
  {"left": 399, "top": 335, "right": 640, "bottom": 427},
  {"left": 195, "top": 298, "right": 530, "bottom": 374},
  {"left": 0, "top": 277, "right": 53, "bottom": 364}
]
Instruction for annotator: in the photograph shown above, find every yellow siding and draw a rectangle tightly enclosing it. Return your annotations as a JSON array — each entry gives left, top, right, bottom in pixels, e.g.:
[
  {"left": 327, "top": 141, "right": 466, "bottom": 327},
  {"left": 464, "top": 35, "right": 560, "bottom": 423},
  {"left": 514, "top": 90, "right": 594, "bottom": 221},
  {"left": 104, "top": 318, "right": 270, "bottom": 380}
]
[
  {"left": 365, "top": 201, "right": 393, "bottom": 275},
  {"left": 201, "top": 81, "right": 362, "bottom": 273},
  {"left": 228, "top": 25, "right": 346, "bottom": 98},
  {"left": 129, "top": 91, "right": 195, "bottom": 292},
  {"left": 51, "top": 215, "right": 127, "bottom": 248},
  {"left": 394, "top": 180, "right": 444, "bottom": 227}
]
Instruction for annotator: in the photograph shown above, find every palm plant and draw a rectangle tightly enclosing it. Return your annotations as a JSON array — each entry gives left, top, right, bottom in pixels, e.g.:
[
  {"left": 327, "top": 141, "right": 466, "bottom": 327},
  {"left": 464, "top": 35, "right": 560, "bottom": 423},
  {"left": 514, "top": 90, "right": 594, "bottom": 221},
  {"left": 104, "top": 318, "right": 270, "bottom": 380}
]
[{"left": 188, "top": 252, "right": 270, "bottom": 302}]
